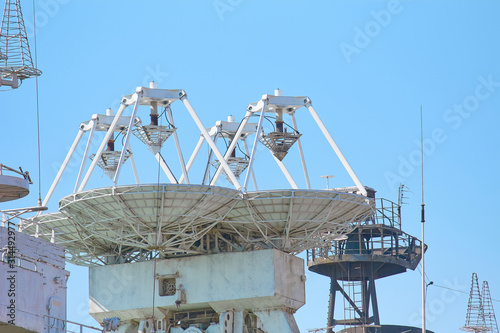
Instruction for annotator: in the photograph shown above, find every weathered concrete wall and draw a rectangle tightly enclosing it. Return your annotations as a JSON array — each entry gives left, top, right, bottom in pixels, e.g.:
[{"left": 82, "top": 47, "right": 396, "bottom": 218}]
[
  {"left": 89, "top": 249, "right": 306, "bottom": 322},
  {"left": 0, "top": 226, "right": 69, "bottom": 333}
]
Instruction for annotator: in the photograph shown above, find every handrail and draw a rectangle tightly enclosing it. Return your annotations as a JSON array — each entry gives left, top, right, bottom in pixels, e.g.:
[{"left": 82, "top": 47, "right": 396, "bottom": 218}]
[
  {"left": 44, "top": 315, "right": 103, "bottom": 333},
  {"left": 307, "top": 228, "right": 422, "bottom": 265}
]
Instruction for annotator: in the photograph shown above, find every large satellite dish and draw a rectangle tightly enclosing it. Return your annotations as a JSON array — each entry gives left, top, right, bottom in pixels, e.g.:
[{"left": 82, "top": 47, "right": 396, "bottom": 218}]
[{"left": 23, "top": 84, "right": 374, "bottom": 266}]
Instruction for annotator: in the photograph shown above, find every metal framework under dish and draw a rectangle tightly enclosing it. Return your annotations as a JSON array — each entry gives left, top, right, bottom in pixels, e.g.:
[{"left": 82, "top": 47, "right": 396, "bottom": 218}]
[
  {"left": 24, "top": 184, "right": 373, "bottom": 266},
  {"left": 25, "top": 83, "right": 373, "bottom": 266}
]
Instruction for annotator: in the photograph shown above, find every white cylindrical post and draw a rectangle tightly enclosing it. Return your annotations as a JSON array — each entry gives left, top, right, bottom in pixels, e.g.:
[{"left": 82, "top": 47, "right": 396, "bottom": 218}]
[
  {"left": 242, "top": 139, "right": 258, "bottom": 190},
  {"left": 129, "top": 152, "right": 140, "bottom": 184},
  {"left": 78, "top": 103, "right": 128, "bottom": 192},
  {"left": 211, "top": 110, "right": 252, "bottom": 186},
  {"left": 271, "top": 153, "right": 298, "bottom": 189},
  {"left": 74, "top": 119, "right": 97, "bottom": 193},
  {"left": 42, "top": 128, "right": 85, "bottom": 207},
  {"left": 156, "top": 152, "right": 178, "bottom": 184},
  {"left": 422, "top": 218, "right": 426, "bottom": 333},
  {"left": 166, "top": 107, "right": 189, "bottom": 184},
  {"left": 291, "top": 113, "right": 310, "bottom": 189},
  {"left": 243, "top": 100, "right": 267, "bottom": 191},
  {"left": 306, "top": 102, "right": 367, "bottom": 196},
  {"left": 181, "top": 96, "right": 241, "bottom": 190},
  {"left": 179, "top": 136, "right": 205, "bottom": 184},
  {"left": 113, "top": 96, "right": 142, "bottom": 184}
]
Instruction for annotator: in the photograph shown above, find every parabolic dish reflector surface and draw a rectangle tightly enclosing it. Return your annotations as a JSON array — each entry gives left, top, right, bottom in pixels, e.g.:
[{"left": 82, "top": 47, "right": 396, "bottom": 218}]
[{"left": 25, "top": 184, "right": 373, "bottom": 266}]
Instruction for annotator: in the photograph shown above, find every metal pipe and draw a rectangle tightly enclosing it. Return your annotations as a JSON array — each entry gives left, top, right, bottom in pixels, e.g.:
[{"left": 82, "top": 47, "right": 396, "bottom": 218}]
[
  {"left": 291, "top": 113, "right": 311, "bottom": 189},
  {"left": 129, "top": 151, "right": 140, "bottom": 184},
  {"left": 211, "top": 110, "right": 252, "bottom": 186},
  {"left": 179, "top": 136, "right": 205, "bottom": 184},
  {"left": 43, "top": 128, "right": 85, "bottom": 207},
  {"left": 113, "top": 96, "right": 142, "bottom": 184},
  {"left": 243, "top": 100, "right": 267, "bottom": 191},
  {"left": 155, "top": 152, "right": 178, "bottom": 184},
  {"left": 306, "top": 102, "right": 367, "bottom": 196},
  {"left": 79, "top": 102, "right": 128, "bottom": 192},
  {"left": 181, "top": 96, "right": 241, "bottom": 190},
  {"left": 271, "top": 153, "right": 298, "bottom": 189},
  {"left": 166, "top": 106, "right": 189, "bottom": 184},
  {"left": 242, "top": 138, "right": 258, "bottom": 190},
  {"left": 74, "top": 119, "right": 97, "bottom": 193}
]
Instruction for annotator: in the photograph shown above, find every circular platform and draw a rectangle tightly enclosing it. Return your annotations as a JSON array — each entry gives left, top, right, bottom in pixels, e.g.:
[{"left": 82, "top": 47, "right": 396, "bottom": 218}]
[
  {"left": 25, "top": 184, "right": 374, "bottom": 266},
  {"left": 307, "top": 224, "right": 424, "bottom": 280},
  {"left": 0, "top": 174, "right": 29, "bottom": 202}
]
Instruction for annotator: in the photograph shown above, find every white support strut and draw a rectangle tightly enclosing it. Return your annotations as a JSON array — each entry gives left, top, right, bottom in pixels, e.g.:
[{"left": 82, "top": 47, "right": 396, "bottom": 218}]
[
  {"left": 155, "top": 152, "right": 178, "bottom": 184},
  {"left": 129, "top": 151, "right": 140, "bottom": 184},
  {"left": 179, "top": 136, "right": 205, "bottom": 184},
  {"left": 113, "top": 95, "right": 141, "bottom": 184},
  {"left": 78, "top": 103, "right": 128, "bottom": 192},
  {"left": 243, "top": 99, "right": 267, "bottom": 191},
  {"left": 181, "top": 96, "right": 242, "bottom": 190},
  {"left": 210, "top": 110, "right": 252, "bottom": 186},
  {"left": 271, "top": 153, "right": 298, "bottom": 189},
  {"left": 74, "top": 118, "right": 97, "bottom": 193},
  {"left": 166, "top": 106, "right": 189, "bottom": 184},
  {"left": 306, "top": 102, "right": 367, "bottom": 196},
  {"left": 42, "top": 128, "right": 85, "bottom": 207},
  {"left": 291, "top": 113, "right": 311, "bottom": 190},
  {"left": 242, "top": 138, "right": 258, "bottom": 191}
]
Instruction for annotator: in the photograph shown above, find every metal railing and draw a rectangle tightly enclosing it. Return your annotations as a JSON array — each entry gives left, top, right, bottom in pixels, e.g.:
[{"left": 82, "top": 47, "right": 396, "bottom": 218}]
[
  {"left": 1, "top": 206, "right": 62, "bottom": 244},
  {"left": 45, "top": 315, "right": 103, "bottom": 333},
  {"left": 363, "top": 198, "right": 401, "bottom": 229},
  {"left": 307, "top": 228, "right": 422, "bottom": 266}
]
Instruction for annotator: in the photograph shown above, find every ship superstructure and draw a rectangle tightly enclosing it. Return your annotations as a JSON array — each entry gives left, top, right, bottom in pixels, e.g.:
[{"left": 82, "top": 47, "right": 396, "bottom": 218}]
[{"left": 23, "top": 84, "right": 375, "bottom": 332}]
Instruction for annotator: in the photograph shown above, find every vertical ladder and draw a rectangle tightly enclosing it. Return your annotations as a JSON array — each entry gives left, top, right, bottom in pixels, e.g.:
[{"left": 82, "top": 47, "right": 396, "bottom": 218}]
[{"left": 342, "top": 279, "right": 364, "bottom": 328}]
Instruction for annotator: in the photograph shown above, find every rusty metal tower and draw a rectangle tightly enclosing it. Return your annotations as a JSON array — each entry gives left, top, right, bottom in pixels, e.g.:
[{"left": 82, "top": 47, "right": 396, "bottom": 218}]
[
  {"left": 482, "top": 281, "right": 498, "bottom": 333},
  {"left": 461, "top": 273, "right": 490, "bottom": 333},
  {"left": 307, "top": 187, "right": 429, "bottom": 333},
  {"left": 0, "top": 0, "right": 41, "bottom": 88}
]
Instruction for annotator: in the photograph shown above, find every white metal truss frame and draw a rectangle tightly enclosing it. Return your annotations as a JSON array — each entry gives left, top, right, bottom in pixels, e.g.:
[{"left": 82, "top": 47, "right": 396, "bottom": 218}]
[
  {"left": 206, "top": 92, "right": 368, "bottom": 196},
  {"left": 42, "top": 86, "right": 244, "bottom": 208},
  {"left": 180, "top": 118, "right": 258, "bottom": 187}
]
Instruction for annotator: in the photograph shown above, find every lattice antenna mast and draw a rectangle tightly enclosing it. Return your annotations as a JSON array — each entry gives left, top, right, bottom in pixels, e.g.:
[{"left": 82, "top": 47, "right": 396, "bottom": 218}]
[
  {"left": 482, "top": 281, "right": 499, "bottom": 333},
  {"left": 461, "top": 273, "right": 490, "bottom": 332},
  {"left": 0, "top": 0, "right": 41, "bottom": 88}
]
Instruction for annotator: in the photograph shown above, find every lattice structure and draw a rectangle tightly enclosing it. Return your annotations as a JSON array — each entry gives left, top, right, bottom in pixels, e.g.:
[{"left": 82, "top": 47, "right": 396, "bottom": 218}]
[
  {"left": 212, "top": 156, "right": 249, "bottom": 179},
  {"left": 462, "top": 273, "right": 490, "bottom": 332},
  {"left": 90, "top": 150, "right": 131, "bottom": 179},
  {"left": 0, "top": 0, "right": 41, "bottom": 86},
  {"left": 482, "top": 281, "right": 499, "bottom": 333},
  {"left": 132, "top": 124, "right": 176, "bottom": 154},
  {"left": 260, "top": 131, "right": 301, "bottom": 161}
]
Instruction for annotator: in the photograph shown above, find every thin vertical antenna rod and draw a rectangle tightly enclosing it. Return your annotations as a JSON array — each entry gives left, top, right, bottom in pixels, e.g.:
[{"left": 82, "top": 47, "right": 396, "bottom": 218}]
[
  {"left": 421, "top": 105, "right": 426, "bottom": 333},
  {"left": 32, "top": 0, "right": 41, "bottom": 206}
]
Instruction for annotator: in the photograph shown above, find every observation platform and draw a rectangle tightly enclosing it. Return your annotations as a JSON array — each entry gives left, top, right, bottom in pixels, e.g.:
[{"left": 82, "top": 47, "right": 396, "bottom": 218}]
[
  {"left": 0, "top": 164, "right": 30, "bottom": 202},
  {"left": 307, "top": 198, "right": 424, "bottom": 280}
]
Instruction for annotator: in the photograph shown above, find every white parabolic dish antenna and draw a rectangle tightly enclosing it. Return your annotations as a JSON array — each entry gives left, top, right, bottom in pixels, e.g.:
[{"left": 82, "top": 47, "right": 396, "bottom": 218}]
[{"left": 23, "top": 85, "right": 374, "bottom": 266}]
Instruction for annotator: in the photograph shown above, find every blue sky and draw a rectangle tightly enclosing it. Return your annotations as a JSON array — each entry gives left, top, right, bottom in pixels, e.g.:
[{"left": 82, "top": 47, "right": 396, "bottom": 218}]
[{"left": 2, "top": 0, "right": 500, "bottom": 332}]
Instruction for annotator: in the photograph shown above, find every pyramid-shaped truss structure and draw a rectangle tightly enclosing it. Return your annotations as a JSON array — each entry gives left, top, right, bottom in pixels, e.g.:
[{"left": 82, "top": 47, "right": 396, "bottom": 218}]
[
  {"left": 260, "top": 131, "right": 301, "bottom": 161},
  {"left": 462, "top": 273, "right": 490, "bottom": 332},
  {"left": 0, "top": 0, "right": 41, "bottom": 80},
  {"left": 212, "top": 156, "right": 249, "bottom": 180},
  {"left": 482, "top": 281, "right": 499, "bottom": 333}
]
